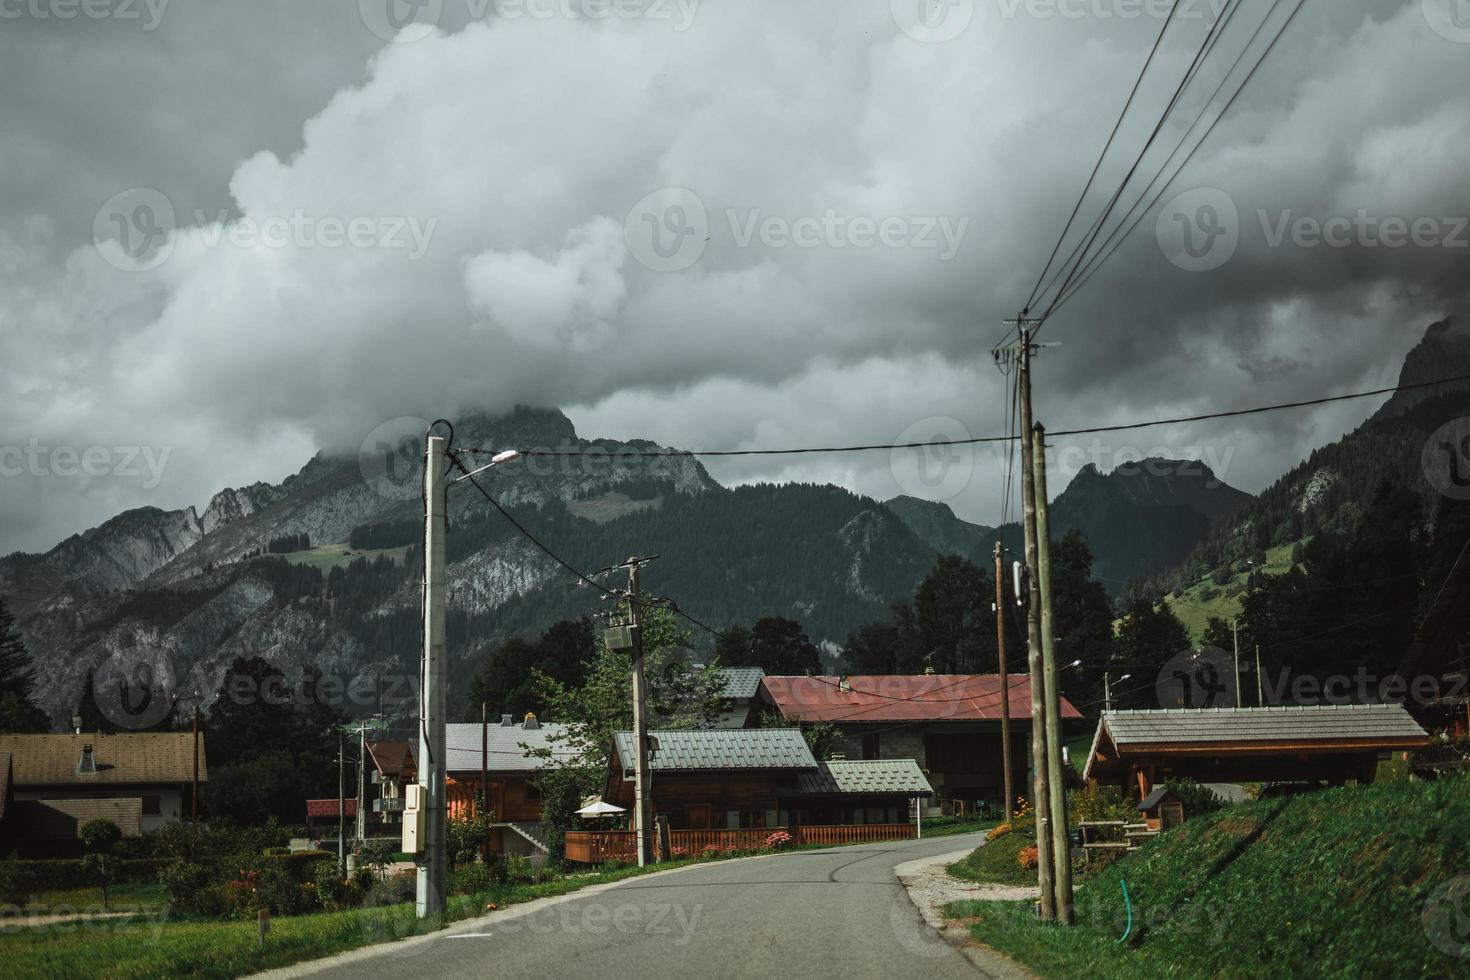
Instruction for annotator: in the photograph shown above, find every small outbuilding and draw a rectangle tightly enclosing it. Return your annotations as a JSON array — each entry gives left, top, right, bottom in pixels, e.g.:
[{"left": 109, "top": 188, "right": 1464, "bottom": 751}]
[{"left": 1136, "top": 787, "right": 1184, "bottom": 832}]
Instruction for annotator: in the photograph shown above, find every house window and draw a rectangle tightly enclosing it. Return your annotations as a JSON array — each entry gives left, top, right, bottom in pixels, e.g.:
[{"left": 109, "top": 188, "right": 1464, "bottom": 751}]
[
  {"left": 142, "top": 796, "right": 161, "bottom": 816},
  {"left": 862, "top": 734, "right": 880, "bottom": 760},
  {"left": 524, "top": 783, "right": 542, "bottom": 801},
  {"left": 742, "top": 810, "right": 766, "bottom": 829},
  {"left": 727, "top": 810, "right": 741, "bottom": 829}
]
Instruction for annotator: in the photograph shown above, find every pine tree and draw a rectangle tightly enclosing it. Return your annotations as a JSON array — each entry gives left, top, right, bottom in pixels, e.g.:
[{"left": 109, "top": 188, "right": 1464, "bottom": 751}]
[{"left": 0, "top": 600, "right": 51, "bottom": 732}]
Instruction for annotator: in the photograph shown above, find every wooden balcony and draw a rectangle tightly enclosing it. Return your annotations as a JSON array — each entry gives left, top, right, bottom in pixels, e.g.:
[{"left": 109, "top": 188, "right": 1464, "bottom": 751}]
[{"left": 564, "top": 823, "right": 916, "bottom": 864}]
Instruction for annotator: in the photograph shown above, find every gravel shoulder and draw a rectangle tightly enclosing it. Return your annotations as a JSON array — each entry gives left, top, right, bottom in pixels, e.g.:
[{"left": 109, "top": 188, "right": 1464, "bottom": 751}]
[{"left": 895, "top": 846, "right": 1040, "bottom": 980}]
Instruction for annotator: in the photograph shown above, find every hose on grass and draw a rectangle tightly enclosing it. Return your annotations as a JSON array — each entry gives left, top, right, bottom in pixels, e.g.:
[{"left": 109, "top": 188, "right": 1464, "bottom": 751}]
[{"left": 1116, "top": 879, "right": 1133, "bottom": 944}]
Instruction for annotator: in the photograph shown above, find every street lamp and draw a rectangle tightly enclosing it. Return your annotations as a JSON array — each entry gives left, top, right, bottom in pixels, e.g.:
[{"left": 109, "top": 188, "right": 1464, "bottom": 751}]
[{"left": 453, "top": 450, "right": 522, "bottom": 484}]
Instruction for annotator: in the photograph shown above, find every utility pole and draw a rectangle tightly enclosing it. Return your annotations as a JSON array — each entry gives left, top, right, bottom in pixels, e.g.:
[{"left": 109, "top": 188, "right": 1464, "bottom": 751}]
[
  {"left": 481, "top": 702, "right": 489, "bottom": 820},
  {"left": 627, "top": 558, "right": 654, "bottom": 868},
  {"left": 337, "top": 733, "right": 346, "bottom": 877},
  {"left": 356, "top": 725, "right": 367, "bottom": 846},
  {"left": 417, "top": 434, "right": 448, "bottom": 918},
  {"left": 993, "top": 541, "right": 1014, "bottom": 823},
  {"left": 191, "top": 704, "right": 200, "bottom": 831},
  {"left": 1006, "top": 320, "right": 1056, "bottom": 921},
  {"left": 1103, "top": 672, "right": 1131, "bottom": 713},
  {"left": 1255, "top": 645, "right": 1264, "bottom": 706},
  {"left": 1231, "top": 619, "right": 1242, "bottom": 707},
  {"left": 1032, "top": 423, "right": 1073, "bottom": 924}
]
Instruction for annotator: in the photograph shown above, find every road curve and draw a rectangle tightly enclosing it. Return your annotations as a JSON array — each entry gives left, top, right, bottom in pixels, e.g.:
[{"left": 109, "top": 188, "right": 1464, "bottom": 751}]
[{"left": 262, "top": 832, "right": 992, "bottom": 980}]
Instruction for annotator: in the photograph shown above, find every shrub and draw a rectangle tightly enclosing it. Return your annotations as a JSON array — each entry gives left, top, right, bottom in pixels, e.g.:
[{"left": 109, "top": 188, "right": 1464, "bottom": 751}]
[
  {"left": 986, "top": 823, "right": 1012, "bottom": 842},
  {"left": 1017, "top": 846, "right": 1039, "bottom": 870},
  {"left": 504, "top": 855, "right": 535, "bottom": 885},
  {"left": 1070, "top": 783, "right": 1134, "bottom": 825},
  {"left": 160, "top": 860, "right": 212, "bottom": 914},
  {"left": 313, "top": 861, "right": 348, "bottom": 911},
  {"left": 701, "top": 845, "right": 724, "bottom": 860},
  {"left": 451, "top": 862, "right": 493, "bottom": 896},
  {"left": 1210, "top": 564, "right": 1233, "bottom": 586},
  {"left": 763, "top": 830, "right": 794, "bottom": 851},
  {"left": 1164, "top": 778, "right": 1227, "bottom": 818},
  {"left": 79, "top": 818, "right": 123, "bottom": 855}
]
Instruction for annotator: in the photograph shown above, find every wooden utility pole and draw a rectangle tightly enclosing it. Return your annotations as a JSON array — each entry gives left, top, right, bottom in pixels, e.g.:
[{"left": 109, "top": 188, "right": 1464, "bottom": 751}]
[
  {"left": 993, "top": 541, "right": 1014, "bottom": 823},
  {"left": 1255, "top": 645, "right": 1264, "bottom": 706},
  {"left": 417, "top": 434, "right": 448, "bottom": 918},
  {"left": 628, "top": 559, "right": 653, "bottom": 867},
  {"left": 481, "top": 702, "right": 489, "bottom": 819},
  {"left": 337, "top": 733, "right": 346, "bottom": 877},
  {"left": 356, "top": 725, "right": 367, "bottom": 846},
  {"left": 191, "top": 705, "right": 199, "bottom": 831},
  {"left": 1232, "top": 619, "right": 1243, "bottom": 707},
  {"left": 1032, "top": 422, "right": 1074, "bottom": 924},
  {"left": 1011, "top": 322, "right": 1056, "bottom": 921}
]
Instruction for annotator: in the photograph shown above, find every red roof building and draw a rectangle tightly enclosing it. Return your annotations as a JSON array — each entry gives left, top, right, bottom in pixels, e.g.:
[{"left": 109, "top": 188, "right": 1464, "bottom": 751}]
[{"left": 757, "top": 674, "right": 1083, "bottom": 814}]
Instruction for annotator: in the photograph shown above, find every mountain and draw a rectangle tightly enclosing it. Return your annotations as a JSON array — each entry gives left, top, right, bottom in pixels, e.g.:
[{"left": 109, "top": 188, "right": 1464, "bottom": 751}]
[
  {"left": 1176, "top": 313, "right": 1470, "bottom": 584},
  {"left": 884, "top": 460, "right": 1251, "bottom": 591}
]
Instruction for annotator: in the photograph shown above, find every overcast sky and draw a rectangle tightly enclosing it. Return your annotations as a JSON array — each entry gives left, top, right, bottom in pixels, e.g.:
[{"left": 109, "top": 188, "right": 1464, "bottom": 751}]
[{"left": 3, "top": 0, "right": 1468, "bottom": 555}]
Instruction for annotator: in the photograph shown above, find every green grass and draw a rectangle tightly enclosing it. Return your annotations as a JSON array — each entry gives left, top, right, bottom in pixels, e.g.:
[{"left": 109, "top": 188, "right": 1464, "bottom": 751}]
[
  {"left": 947, "top": 825, "right": 1038, "bottom": 887},
  {"left": 945, "top": 776, "right": 1470, "bottom": 979},
  {"left": 1157, "top": 540, "right": 1301, "bottom": 641},
  {"left": 0, "top": 862, "right": 695, "bottom": 979},
  {"left": 18, "top": 882, "right": 163, "bottom": 912},
  {"left": 281, "top": 543, "right": 410, "bottom": 572},
  {"left": 919, "top": 815, "right": 997, "bottom": 839}
]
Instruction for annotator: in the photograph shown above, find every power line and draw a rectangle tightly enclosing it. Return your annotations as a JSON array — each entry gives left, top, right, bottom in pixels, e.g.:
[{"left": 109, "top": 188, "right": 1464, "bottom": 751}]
[
  {"left": 1049, "top": 0, "right": 1309, "bottom": 316},
  {"left": 1024, "top": 0, "right": 1184, "bottom": 314},
  {"left": 458, "top": 372, "right": 1470, "bottom": 460}
]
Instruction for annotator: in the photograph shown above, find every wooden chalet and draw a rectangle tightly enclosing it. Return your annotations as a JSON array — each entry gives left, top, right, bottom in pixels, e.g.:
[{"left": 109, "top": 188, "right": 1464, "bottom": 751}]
[
  {"left": 569, "top": 729, "right": 934, "bottom": 862},
  {"left": 443, "top": 712, "right": 576, "bottom": 856},
  {"left": 1084, "top": 704, "right": 1432, "bottom": 798},
  {"left": 757, "top": 674, "right": 1082, "bottom": 812}
]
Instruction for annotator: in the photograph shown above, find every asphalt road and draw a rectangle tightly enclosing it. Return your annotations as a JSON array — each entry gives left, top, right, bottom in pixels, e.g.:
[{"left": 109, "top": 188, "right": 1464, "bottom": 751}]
[{"left": 269, "top": 832, "right": 993, "bottom": 980}]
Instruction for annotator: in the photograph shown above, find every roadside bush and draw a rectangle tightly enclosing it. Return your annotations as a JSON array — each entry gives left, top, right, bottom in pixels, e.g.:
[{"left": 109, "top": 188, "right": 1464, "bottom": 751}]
[
  {"left": 505, "top": 855, "right": 535, "bottom": 885},
  {"left": 986, "top": 823, "right": 1012, "bottom": 842},
  {"left": 763, "top": 830, "right": 794, "bottom": 851},
  {"left": 1017, "top": 846, "right": 1039, "bottom": 870},
  {"left": 1164, "top": 778, "right": 1227, "bottom": 818},
  {"left": 1070, "top": 783, "right": 1134, "bottom": 825},
  {"left": 160, "top": 860, "right": 212, "bottom": 914},
  {"left": 313, "top": 861, "right": 348, "bottom": 911},
  {"left": 451, "top": 862, "right": 493, "bottom": 896}
]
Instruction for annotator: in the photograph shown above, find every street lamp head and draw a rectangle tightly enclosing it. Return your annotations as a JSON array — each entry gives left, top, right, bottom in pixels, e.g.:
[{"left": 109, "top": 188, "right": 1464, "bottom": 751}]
[{"left": 491, "top": 450, "right": 521, "bottom": 466}]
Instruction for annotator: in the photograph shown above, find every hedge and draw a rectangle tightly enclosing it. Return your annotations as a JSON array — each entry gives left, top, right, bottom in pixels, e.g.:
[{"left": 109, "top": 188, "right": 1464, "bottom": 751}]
[{"left": 0, "top": 859, "right": 167, "bottom": 898}]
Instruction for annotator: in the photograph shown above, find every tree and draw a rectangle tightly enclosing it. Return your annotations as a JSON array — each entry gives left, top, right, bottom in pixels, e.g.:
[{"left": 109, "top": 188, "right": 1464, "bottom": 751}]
[
  {"left": 840, "top": 621, "right": 905, "bottom": 674},
  {"left": 461, "top": 618, "right": 594, "bottom": 721},
  {"left": 0, "top": 600, "right": 50, "bottom": 732},
  {"left": 758, "top": 708, "right": 839, "bottom": 760},
  {"left": 79, "top": 818, "right": 122, "bottom": 909},
  {"left": 1110, "top": 597, "right": 1190, "bottom": 709},
  {"left": 719, "top": 617, "right": 821, "bottom": 676},
  {"left": 202, "top": 752, "right": 306, "bottom": 825},
  {"left": 76, "top": 668, "right": 108, "bottom": 734},
  {"left": 912, "top": 555, "right": 996, "bottom": 673},
  {"left": 1048, "top": 531, "right": 1118, "bottom": 708}
]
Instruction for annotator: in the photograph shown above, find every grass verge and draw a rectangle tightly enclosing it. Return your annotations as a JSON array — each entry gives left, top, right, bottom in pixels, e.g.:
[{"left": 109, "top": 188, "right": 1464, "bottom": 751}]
[{"left": 944, "top": 777, "right": 1470, "bottom": 979}]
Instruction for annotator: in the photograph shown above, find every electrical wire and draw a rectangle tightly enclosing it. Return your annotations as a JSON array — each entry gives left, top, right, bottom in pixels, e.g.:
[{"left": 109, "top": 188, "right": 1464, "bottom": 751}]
[{"left": 457, "top": 372, "right": 1470, "bottom": 460}]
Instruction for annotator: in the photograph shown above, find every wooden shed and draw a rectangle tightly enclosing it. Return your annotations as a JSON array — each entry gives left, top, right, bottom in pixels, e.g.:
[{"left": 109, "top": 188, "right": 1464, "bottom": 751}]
[{"left": 1137, "top": 787, "right": 1184, "bottom": 832}]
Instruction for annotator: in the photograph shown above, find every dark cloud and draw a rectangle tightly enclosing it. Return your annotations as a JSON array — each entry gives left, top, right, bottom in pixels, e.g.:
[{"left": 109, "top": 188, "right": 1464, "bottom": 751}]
[{"left": 2, "top": 0, "right": 1466, "bottom": 552}]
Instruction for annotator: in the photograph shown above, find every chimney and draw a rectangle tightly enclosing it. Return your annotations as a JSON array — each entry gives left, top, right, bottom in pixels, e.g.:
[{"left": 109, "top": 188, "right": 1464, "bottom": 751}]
[
  {"left": 829, "top": 752, "right": 846, "bottom": 761},
  {"left": 838, "top": 676, "right": 851, "bottom": 693},
  {"left": 522, "top": 712, "right": 540, "bottom": 730},
  {"left": 77, "top": 743, "right": 97, "bottom": 774},
  {"left": 501, "top": 714, "right": 514, "bottom": 727}
]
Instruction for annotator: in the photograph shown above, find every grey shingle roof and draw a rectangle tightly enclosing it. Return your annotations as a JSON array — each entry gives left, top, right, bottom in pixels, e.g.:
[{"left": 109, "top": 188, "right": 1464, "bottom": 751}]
[
  {"left": 444, "top": 720, "right": 576, "bottom": 773},
  {"left": 795, "top": 759, "right": 933, "bottom": 797},
  {"left": 613, "top": 729, "right": 817, "bottom": 771},
  {"left": 719, "top": 667, "right": 766, "bottom": 700},
  {"left": 0, "top": 733, "right": 206, "bottom": 786},
  {"left": 1101, "top": 704, "right": 1429, "bottom": 746}
]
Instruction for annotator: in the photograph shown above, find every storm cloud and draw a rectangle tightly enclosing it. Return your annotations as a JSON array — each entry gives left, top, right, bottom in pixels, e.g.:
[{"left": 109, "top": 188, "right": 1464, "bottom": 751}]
[{"left": 2, "top": 0, "right": 1467, "bottom": 553}]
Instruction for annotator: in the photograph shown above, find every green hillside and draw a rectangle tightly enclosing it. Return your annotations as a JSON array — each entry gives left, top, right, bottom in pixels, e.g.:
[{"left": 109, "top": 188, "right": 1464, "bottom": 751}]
[
  {"left": 1160, "top": 539, "right": 1302, "bottom": 641},
  {"left": 947, "top": 776, "right": 1470, "bottom": 979}
]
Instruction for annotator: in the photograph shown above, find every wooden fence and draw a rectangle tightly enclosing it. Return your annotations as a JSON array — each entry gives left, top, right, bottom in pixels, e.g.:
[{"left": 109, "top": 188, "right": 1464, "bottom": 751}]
[{"left": 564, "top": 823, "right": 917, "bottom": 864}]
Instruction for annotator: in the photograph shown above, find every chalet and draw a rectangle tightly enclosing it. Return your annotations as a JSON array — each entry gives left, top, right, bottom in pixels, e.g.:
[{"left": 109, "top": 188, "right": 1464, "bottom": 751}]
[
  {"left": 757, "top": 674, "right": 1082, "bottom": 812},
  {"left": 1083, "top": 704, "right": 1432, "bottom": 798},
  {"left": 601, "top": 728, "right": 933, "bottom": 831},
  {"left": 365, "top": 740, "right": 415, "bottom": 826},
  {"left": 0, "top": 732, "right": 206, "bottom": 849},
  {"left": 715, "top": 667, "right": 766, "bottom": 728},
  {"left": 443, "top": 712, "right": 575, "bottom": 856}
]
